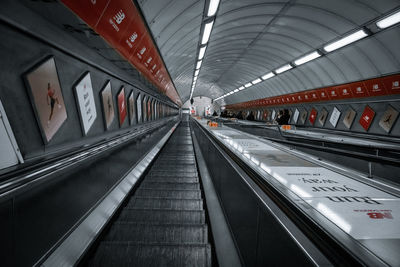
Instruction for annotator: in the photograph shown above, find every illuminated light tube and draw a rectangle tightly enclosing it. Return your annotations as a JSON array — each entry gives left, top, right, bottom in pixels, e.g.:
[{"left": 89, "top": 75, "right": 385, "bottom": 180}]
[
  {"left": 198, "top": 46, "right": 207, "bottom": 60},
  {"left": 238, "top": 86, "right": 245, "bottom": 90},
  {"left": 252, "top": 78, "right": 262, "bottom": 85},
  {"left": 294, "top": 51, "right": 321, "bottom": 66},
  {"left": 207, "top": 0, "right": 220, "bottom": 17},
  {"left": 196, "top": 60, "right": 202, "bottom": 69},
  {"left": 244, "top": 82, "right": 252, "bottom": 88},
  {"left": 194, "top": 69, "right": 199, "bottom": 76},
  {"left": 261, "top": 72, "right": 275, "bottom": 80},
  {"left": 233, "top": 89, "right": 239, "bottom": 93},
  {"left": 201, "top": 20, "right": 214, "bottom": 45},
  {"left": 323, "top": 29, "right": 368, "bottom": 52},
  {"left": 275, "top": 64, "right": 293, "bottom": 74},
  {"left": 376, "top": 10, "right": 400, "bottom": 29}
]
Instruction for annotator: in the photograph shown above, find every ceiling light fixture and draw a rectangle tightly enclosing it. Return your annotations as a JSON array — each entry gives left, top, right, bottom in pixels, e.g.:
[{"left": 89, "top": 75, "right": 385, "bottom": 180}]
[
  {"left": 323, "top": 29, "right": 368, "bottom": 52},
  {"left": 234, "top": 89, "right": 239, "bottom": 93},
  {"left": 196, "top": 60, "right": 202, "bottom": 69},
  {"left": 194, "top": 69, "right": 199, "bottom": 76},
  {"left": 198, "top": 46, "right": 207, "bottom": 60},
  {"left": 244, "top": 82, "right": 252, "bottom": 88},
  {"left": 207, "top": 0, "right": 220, "bottom": 17},
  {"left": 261, "top": 72, "right": 275, "bottom": 80},
  {"left": 275, "top": 64, "right": 293, "bottom": 74},
  {"left": 239, "top": 86, "right": 245, "bottom": 90},
  {"left": 201, "top": 20, "right": 214, "bottom": 45},
  {"left": 252, "top": 78, "right": 262, "bottom": 85},
  {"left": 376, "top": 10, "right": 400, "bottom": 29},
  {"left": 294, "top": 51, "right": 321, "bottom": 66}
]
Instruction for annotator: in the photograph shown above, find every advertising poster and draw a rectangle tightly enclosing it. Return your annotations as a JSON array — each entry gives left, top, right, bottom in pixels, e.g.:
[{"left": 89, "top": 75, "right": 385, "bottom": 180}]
[
  {"left": 136, "top": 94, "right": 142, "bottom": 123},
  {"left": 292, "top": 108, "right": 299, "bottom": 124},
  {"left": 343, "top": 107, "right": 357, "bottom": 129},
  {"left": 359, "top": 105, "right": 375, "bottom": 131},
  {"left": 271, "top": 110, "right": 276, "bottom": 121},
  {"left": 100, "top": 81, "right": 115, "bottom": 129},
  {"left": 117, "top": 87, "right": 127, "bottom": 126},
  {"left": 318, "top": 108, "right": 328, "bottom": 127},
  {"left": 379, "top": 105, "right": 399, "bottom": 133},
  {"left": 128, "top": 91, "right": 135, "bottom": 125},
  {"left": 142, "top": 96, "right": 147, "bottom": 121},
  {"left": 329, "top": 107, "right": 341, "bottom": 128},
  {"left": 24, "top": 57, "right": 67, "bottom": 143},
  {"left": 309, "top": 108, "right": 317, "bottom": 125},
  {"left": 147, "top": 99, "right": 152, "bottom": 120},
  {"left": 299, "top": 110, "right": 308, "bottom": 125},
  {"left": 74, "top": 72, "right": 97, "bottom": 135}
]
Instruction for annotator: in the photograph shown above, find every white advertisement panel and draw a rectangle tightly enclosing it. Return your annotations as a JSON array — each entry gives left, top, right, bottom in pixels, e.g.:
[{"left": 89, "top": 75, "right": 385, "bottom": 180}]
[
  {"left": 75, "top": 72, "right": 97, "bottom": 135},
  {"left": 329, "top": 107, "right": 341, "bottom": 128}
]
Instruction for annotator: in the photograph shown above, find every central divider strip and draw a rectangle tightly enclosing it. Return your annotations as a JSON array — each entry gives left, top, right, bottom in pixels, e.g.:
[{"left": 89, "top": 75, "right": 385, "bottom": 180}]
[{"left": 41, "top": 121, "right": 180, "bottom": 267}]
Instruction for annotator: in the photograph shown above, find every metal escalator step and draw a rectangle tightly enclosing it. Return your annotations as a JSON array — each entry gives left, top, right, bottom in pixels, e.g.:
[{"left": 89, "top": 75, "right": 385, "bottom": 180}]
[
  {"left": 103, "top": 223, "right": 208, "bottom": 244},
  {"left": 141, "top": 182, "right": 200, "bottom": 190},
  {"left": 157, "top": 157, "right": 195, "bottom": 162},
  {"left": 146, "top": 176, "right": 199, "bottom": 183},
  {"left": 127, "top": 197, "right": 203, "bottom": 210},
  {"left": 117, "top": 209, "right": 205, "bottom": 224},
  {"left": 149, "top": 166, "right": 197, "bottom": 172},
  {"left": 148, "top": 171, "right": 197, "bottom": 177},
  {"left": 90, "top": 242, "right": 211, "bottom": 267},
  {"left": 135, "top": 188, "right": 201, "bottom": 199},
  {"left": 155, "top": 161, "right": 195, "bottom": 166}
]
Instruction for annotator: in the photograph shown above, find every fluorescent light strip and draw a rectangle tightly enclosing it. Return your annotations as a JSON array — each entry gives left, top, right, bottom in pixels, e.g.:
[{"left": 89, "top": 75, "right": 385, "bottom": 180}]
[
  {"left": 275, "top": 64, "right": 292, "bottom": 74},
  {"left": 244, "top": 82, "right": 252, "bottom": 88},
  {"left": 323, "top": 29, "right": 368, "bottom": 52},
  {"left": 261, "top": 72, "right": 275, "bottom": 80},
  {"left": 194, "top": 69, "right": 199, "bottom": 76},
  {"left": 198, "top": 46, "right": 207, "bottom": 60},
  {"left": 201, "top": 20, "right": 214, "bottom": 45},
  {"left": 196, "top": 60, "right": 202, "bottom": 69},
  {"left": 376, "top": 10, "right": 400, "bottom": 29},
  {"left": 234, "top": 89, "right": 239, "bottom": 93},
  {"left": 238, "top": 86, "right": 245, "bottom": 90},
  {"left": 252, "top": 78, "right": 262, "bottom": 85},
  {"left": 207, "top": 0, "right": 220, "bottom": 17},
  {"left": 294, "top": 51, "right": 321, "bottom": 66}
]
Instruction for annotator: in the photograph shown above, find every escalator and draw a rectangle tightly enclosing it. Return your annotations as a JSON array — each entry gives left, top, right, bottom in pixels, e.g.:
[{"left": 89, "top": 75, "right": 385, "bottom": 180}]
[{"left": 84, "top": 121, "right": 212, "bottom": 266}]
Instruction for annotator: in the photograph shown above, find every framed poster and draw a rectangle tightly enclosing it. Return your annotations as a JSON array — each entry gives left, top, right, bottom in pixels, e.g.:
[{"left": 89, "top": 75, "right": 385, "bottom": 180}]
[
  {"left": 299, "top": 109, "right": 308, "bottom": 125},
  {"left": 329, "top": 107, "right": 341, "bottom": 128},
  {"left": 379, "top": 105, "right": 399, "bottom": 133},
  {"left": 136, "top": 94, "right": 142, "bottom": 123},
  {"left": 142, "top": 96, "right": 147, "bottom": 121},
  {"left": 359, "top": 105, "right": 375, "bottom": 131},
  {"left": 309, "top": 108, "right": 317, "bottom": 125},
  {"left": 100, "top": 81, "right": 115, "bottom": 130},
  {"left": 318, "top": 108, "right": 328, "bottom": 127},
  {"left": 128, "top": 91, "right": 136, "bottom": 125},
  {"left": 292, "top": 108, "right": 300, "bottom": 124},
  {"left": 74, "top": 72, "right": 97, "bottom": 135},
  {"left": 343, "top": 107, "right": 356, "bottom": 129},
  {"left": 24, "top": 57, "right": 67, "bottom": 143},
  {"left": 147, "top": 99, "right": 152, "bottom": 120},
  {"left": 117, "top": 87, "right": 127, "bottom": 126},
  {"left": 271, "top": 110, "right": 276, "bottom": 121}
]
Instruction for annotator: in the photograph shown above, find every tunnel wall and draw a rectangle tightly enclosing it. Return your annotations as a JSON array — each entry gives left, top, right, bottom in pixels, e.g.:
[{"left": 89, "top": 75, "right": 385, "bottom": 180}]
[{"left": 0, "top": 0, "right": 178, "bottom": 165}]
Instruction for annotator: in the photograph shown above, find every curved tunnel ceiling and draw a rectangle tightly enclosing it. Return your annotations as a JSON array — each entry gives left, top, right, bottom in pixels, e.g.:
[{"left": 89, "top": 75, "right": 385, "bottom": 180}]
[{"left": 138, "top": 0, "right": 400, "bottom": 106}]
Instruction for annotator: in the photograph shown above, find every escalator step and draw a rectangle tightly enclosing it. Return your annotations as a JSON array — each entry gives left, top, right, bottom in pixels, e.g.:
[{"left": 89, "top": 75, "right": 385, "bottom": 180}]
[
  {"left": 127, "top": 197, "right": 203, "bottom": 210},
  {"left": 146, "top": 176, "right": 199, "bottom": 183},
  {"left": 147, "top": 171, "right": 197, "bottom": 178},
  {"left": 135, "top": 188, "right": 201, "bottom": 199},
  {"left": 141, "top": 182, "right": 200, "bottom": 190},
  {"left": 103, "top": 223, "right": 208, "bottom": 243},
  {"left": 90, "top": 242, "right": 211, "bottom": 267},
  {"left": 149, "top": 166, "right": 197, "bottom": 172},
  {"left": 117, "top": 209, "right": 205, "bottom": 224}
]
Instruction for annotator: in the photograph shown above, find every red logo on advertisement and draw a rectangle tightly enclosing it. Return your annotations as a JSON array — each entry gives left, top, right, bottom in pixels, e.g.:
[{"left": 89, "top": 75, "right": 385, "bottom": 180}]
[
  {"left": 367, "top": 212, "right": 393, "bottom": 219},
  {"left": 359, "top": 105, "right": 375, "bottom": 131},
  {"left": 309, "top": 108, "right": 317, "bottom": 125}
]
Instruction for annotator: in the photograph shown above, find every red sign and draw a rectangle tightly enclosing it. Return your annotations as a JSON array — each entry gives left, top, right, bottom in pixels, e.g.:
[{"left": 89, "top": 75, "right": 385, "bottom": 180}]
[
  {"left": 364, "top": 79, "right": 387, "bottom": 96},
  {"left": 61, "top": 0, "right": 109, "bottom": 28},
  {"left": 336, "top": 85, "right": 353, "bottom": 98},
  {"left": 309, "top": 108, "right": 317, "bottom": 125},
  {"left": 351, "top": 82, "right": 368, "bottom": 98},
  {"left": 382, "top": 74, "right": 400, "bottom": 92},
  {"left": 359, "top": 105, "right": 375, "bottom": 131},
  {"left": 318, "top": 89, "right": 329, "bottom": 100},
  {"left": 118, "top": 87, "right": 127, "bottom": 126}
]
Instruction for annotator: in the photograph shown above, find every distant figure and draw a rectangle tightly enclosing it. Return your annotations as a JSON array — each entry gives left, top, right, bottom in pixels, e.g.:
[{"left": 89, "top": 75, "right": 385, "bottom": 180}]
[
  {"left": 247, "top": 111, "right": 255, "bottom": 121},
  {"left": 276, "top": 109, "right": 290, "bottom": 125},
  {"left": 212, "top": 111, "right": 218, "bottom": 116},
  {"left": 236, "top": 111, "right": 243, "bottom": 120}
]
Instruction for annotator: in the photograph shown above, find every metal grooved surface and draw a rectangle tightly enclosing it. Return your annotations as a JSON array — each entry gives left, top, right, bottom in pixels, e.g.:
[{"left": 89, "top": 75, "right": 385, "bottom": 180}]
[{"left": 89, "top": 122, "right": 212, "bottom": 266}]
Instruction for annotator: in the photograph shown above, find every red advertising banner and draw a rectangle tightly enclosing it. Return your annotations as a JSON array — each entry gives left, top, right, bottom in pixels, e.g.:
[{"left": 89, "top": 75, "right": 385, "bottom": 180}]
[
  {"left": 309, "top": 108, "right": 317, "bottom": 125},
  {"left": 225, "top": 74, "right": 400, "bottom": 111},
  {"left": 118, "top": 87, "right": 127, "bottom": 126},
  {"left": 359, "top": 105, "right": 375, "bottom": 131},
  {"left": 61, "top": 0, "right": 109, "bottom": 28}
]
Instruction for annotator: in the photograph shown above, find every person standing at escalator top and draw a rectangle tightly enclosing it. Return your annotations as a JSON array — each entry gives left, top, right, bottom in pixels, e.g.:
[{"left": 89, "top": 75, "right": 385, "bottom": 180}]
[{"left": 276, "top": 109, "right": 290, "bottom": 125}]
